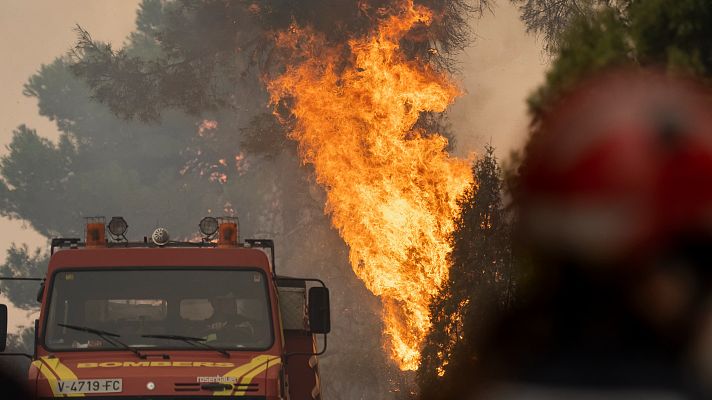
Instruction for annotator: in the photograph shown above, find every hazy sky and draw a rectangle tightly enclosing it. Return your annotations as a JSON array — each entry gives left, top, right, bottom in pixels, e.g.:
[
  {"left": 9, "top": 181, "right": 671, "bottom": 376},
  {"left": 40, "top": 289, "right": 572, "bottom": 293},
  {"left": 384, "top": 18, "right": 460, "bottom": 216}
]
[
  {"left": 450, "top": 2, "right": 548, "bottom": 158},
  {"left": 0, "top": 1, "right": 545, "bottom": 332},
  {"left": 0, "top": 0, "right": 139, "bottom": 330}
]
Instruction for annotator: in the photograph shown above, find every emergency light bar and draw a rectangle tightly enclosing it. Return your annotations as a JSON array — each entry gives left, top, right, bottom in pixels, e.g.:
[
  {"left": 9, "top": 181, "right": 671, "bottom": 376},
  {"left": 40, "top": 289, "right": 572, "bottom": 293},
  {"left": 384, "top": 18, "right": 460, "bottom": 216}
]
[
  {"left": 66, "top": 216, "right": 245, "bottom": 249},
  {"left": 217, "top": 217, "right": 238, "bottom": 247},
  {"left": 84, "top": 217, "right": 105, "bottom": 247}
]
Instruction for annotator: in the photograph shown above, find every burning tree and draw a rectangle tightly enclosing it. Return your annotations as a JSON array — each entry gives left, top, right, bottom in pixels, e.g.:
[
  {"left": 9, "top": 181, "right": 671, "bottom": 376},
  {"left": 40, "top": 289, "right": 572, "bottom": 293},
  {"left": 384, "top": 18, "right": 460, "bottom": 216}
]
[
  {"left": 416, "top": 145, "right": 514, "bottom": 399},
  {"left": 64, "top": 0, "right": 488, "bottom": 389},
  {"left": 266, "top": 1, "right": 472, "bottom": 370}
]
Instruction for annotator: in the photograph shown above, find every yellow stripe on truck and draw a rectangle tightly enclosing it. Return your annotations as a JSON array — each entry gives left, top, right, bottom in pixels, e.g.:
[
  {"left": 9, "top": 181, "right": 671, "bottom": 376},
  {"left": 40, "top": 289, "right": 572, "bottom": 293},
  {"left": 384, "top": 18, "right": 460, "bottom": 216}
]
[
  {"left": 32, "top": 359, "right": 61, "bottom": 397},
  {"left": 32, "top": 356, "right": 85, "bottom": 398},
  {"left": 213, "top": 355, "right": 280, "bottom": 396},
  {"left": 233, "top": 357, "right": 281, "bottom": 396}
]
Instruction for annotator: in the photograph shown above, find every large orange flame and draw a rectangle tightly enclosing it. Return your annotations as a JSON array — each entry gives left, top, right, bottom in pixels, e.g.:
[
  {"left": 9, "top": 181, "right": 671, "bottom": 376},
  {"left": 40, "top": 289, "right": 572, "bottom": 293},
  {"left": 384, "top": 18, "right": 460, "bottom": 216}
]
[{"left": 268, "top": 0, "right": 472, "bottom": 370}]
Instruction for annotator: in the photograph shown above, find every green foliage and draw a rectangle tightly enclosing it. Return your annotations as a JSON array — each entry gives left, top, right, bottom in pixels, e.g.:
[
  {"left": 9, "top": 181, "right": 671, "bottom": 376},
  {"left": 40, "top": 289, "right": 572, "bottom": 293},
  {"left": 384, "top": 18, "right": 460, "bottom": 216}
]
[
  {"left": 526, "top": 0, "right": 712, "bottom": 118},
  {"left": 417, "top": 145, "right": 513, "bottom": 399},
  {"left": 70, "top": 0, "right": 262, "bottom": 121},
  {"left": 630, "top": 0, "right": 712, "bottom": 75},
  {"left": 0, "top": 245, "right": 47, "bottom": 310},
  {"left": 527, "top": 7, "right": 630, "bottom": 119},
  {"left": 0, "top": 125, "right": 75, "bottom": 237}
]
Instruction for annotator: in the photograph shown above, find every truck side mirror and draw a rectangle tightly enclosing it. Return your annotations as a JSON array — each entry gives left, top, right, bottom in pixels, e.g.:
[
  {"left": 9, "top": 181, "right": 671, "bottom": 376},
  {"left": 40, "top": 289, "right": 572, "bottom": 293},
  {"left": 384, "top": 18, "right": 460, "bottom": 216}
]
[
  {"left": 0, "top": 304, "right": 8, "bottom": 352},
  {"left": 36, "top": 281, "right": 45, "bottom": 303},
  {"left": 308, "top": 287, "right": 331, "bottom": 334}
]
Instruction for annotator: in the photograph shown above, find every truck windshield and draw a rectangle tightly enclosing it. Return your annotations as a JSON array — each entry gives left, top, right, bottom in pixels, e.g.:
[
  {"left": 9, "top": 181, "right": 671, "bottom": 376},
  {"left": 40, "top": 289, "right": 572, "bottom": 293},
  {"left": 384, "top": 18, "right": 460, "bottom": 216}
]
[{"left": 44, "top": 269, "right": 273, "bottom": 351}]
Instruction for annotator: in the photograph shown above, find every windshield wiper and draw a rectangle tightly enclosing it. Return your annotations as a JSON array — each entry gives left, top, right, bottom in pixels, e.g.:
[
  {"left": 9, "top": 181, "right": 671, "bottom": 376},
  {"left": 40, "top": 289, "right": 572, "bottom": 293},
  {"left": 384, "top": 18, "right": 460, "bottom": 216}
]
[
  {"left": 141, "top": 334, "right": 230, "bottom": 358},
  {"left": 58, "top": 323, "right": 145, "bottom": 359}
]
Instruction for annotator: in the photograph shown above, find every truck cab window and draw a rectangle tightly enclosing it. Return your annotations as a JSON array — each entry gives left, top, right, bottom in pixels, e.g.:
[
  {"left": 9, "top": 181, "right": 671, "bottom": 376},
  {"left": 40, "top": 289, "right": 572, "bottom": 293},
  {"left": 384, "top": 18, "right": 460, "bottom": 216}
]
[{"left": 44, "top": 269, "right": 273, "bottom": 351}]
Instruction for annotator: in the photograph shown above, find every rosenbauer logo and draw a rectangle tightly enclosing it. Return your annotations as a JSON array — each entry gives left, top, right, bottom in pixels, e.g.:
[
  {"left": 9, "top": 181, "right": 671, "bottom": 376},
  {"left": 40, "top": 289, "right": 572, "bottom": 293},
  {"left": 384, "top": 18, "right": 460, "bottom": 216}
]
[
  {"left": 77, "top": 361, "right": 236, "bottom": 368},
  {"left": 196, "top": 375, "right": 238, "bottom": 383}
]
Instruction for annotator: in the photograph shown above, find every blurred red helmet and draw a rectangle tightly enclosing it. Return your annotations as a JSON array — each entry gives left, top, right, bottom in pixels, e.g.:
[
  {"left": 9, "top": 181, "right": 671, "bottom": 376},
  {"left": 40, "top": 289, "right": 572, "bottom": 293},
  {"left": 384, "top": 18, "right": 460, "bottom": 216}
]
[{"left": 519, "top": 69, "right": 712, "bottom": 263}]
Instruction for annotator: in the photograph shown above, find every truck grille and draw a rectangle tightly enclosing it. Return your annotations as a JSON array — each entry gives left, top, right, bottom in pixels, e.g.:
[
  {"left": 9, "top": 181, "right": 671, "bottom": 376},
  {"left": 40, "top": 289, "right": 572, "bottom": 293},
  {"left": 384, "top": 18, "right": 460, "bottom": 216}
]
[{"left": 174, "top": 382, "right": 259, "bottom": 392}]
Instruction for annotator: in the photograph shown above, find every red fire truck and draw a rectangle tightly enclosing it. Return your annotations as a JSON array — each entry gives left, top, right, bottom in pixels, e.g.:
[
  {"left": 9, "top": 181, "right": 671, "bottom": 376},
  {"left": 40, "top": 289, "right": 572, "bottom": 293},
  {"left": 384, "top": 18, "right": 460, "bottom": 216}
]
[{"left": 0, "top": 216, "right": 330, "bottom": 399}]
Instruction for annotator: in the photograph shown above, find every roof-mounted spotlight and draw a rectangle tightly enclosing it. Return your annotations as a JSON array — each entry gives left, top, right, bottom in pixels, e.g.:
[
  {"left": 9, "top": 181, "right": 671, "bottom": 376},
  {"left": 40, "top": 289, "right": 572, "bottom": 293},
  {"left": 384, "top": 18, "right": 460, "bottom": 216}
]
[
  {"left": 199, "top": 216, "right": 219, "bottom": 240},
  {"left": 107, "top": 216, "right": 128, "bottom": 241}
]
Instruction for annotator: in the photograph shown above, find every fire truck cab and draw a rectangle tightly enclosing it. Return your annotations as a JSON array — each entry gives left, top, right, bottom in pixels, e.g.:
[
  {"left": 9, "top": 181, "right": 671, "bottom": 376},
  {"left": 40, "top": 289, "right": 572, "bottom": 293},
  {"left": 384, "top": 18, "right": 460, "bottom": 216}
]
[{"left": 0, "top": 216, "right": 330, "bottom": 399}]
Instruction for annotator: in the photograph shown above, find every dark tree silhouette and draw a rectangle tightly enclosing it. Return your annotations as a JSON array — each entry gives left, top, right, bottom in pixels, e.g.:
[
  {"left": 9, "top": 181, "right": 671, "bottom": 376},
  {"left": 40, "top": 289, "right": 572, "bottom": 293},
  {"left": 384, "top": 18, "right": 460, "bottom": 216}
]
[
  {"left": 417, "top": 145, "right": 514, "bottom": 399},
  {"left": 511, "top": 1, "right": 630, "bottom": 53}
]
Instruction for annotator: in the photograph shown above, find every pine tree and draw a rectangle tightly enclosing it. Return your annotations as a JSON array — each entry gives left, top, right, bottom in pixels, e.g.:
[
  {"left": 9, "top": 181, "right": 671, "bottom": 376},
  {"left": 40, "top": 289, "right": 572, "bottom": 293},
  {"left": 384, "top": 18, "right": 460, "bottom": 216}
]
[
  {"left": 417, "top": 145, "right": 513, "bottom": 399},
  {"left": 523, "top": 0, "right": 712, "bottom": 122}
]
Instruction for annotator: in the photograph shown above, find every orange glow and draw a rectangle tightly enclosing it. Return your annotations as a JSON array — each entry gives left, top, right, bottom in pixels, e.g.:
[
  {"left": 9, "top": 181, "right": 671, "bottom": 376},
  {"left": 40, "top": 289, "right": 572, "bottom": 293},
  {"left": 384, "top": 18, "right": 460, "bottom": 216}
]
[
  {"left": 198, "top": 119, "right": 218, "bottom": 137},
  {"left": 268, "top": 0, "right": 472, "bottom": 370}
]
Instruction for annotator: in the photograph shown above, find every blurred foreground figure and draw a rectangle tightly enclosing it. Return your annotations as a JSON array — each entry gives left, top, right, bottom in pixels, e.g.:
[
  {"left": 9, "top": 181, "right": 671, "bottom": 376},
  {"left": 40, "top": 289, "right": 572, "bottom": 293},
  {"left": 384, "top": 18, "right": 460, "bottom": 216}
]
[
  {"left": 476, "top": 70, "right": 712, "bottom": 399},
  {"left": 0, "top": 358, "right": 32, "bottom": 398}
]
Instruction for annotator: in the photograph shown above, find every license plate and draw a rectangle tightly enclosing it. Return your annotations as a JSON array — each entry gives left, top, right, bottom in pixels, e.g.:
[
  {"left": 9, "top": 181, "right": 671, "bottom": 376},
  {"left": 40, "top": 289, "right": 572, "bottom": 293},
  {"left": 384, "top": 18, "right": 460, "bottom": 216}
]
[{"left": 56, "top": 379, "right": 122, "bottom": 394}]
